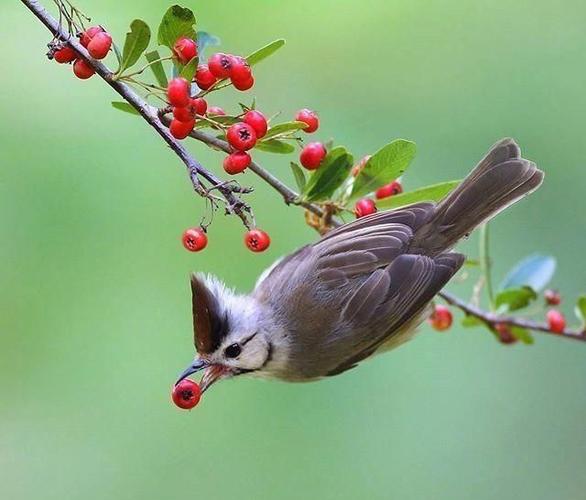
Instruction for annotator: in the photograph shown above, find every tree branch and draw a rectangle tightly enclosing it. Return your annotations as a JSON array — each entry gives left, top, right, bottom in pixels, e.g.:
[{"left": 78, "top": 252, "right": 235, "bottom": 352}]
[
  {"left": 439, "top": 291, "right": 586, "bottom": 342},
  {"left": 21, "top": 0, "right": 253, "bottom": 227}
]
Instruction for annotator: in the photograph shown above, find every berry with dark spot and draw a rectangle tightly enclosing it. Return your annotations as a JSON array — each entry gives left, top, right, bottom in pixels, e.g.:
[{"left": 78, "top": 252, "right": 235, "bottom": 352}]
[
  {"left": 544, "top": 289, "right": 561, "bottom": 306},
  {"left": 226, "top": 122, "right": 257, "bottom": 151},
  {"left": 495, "top": 323, "right": 517, "bottom": 344},
  {"left": 208, "top": 53, "right": 233, "bottom": 79},
  {"left": 245, "top": 229, "right": 271, "bottom": 252},
  {"left": 172, "top": 379, "right": 202, "bottom": 409},
  {"left": 182, "top": 227, "right": 208, "bottom": 252}
]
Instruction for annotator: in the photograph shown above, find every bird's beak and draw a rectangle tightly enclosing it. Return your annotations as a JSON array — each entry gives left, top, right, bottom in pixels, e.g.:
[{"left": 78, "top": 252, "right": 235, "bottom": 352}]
[{"left": 175, "top": 358, "right": 234, "bottom": 393}]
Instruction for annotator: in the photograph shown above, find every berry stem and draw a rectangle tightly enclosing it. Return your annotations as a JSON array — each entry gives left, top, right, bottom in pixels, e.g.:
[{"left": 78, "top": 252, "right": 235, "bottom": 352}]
[
  {"left": 116, "top": 55, "right": 173, "bottom": 79},
  {"left": 480, "top": 223, "right": 496, "bottom": 310}
]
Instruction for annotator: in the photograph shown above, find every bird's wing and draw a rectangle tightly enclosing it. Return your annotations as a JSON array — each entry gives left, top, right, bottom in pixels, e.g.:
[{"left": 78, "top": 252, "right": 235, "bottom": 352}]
[{"left": 253, "top": 203, "right": 464, "bottom": 378}]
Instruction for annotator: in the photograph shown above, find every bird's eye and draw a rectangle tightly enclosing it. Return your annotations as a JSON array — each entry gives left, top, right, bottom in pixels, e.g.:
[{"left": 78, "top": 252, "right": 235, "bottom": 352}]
[{"left": 224, "top": 343, "right": 241, "bottom": 359}]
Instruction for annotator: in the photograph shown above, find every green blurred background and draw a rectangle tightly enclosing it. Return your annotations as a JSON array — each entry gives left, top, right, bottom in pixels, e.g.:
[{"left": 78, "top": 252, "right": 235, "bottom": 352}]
[{"left": 2, "top": 1, "right": 586, "bottom": 499}]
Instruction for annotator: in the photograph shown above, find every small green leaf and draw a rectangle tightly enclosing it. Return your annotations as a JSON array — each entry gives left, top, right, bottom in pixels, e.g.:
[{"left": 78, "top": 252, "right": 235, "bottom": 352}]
[
  {"left": 351, "top": 139, "right": 416, "bottom": 199},
  {"left": 500, "top": 254, "right": 557, "bottom": 292},
  {"left": 290, "top": 162, "right": 306, "bottom": 192},
  {"left": 263, "top": 121, "right": 307, "bottom": 140},
  {"left": 196, "top": 31, "right": 220, "bottom": 60},
  {"left": 255, "top": 139, "right": 295, "bottom": 154},
  {"left": 376, "top": 180, "right": 461, "bottom": 209},
  {"left": 575, "top": 295, "right": 586, "bottom": 329},
  {"left": 511, "top": 326, "right": 534, "bottom": 345},
  {"left": 118, "top": 20, "right": 151, "bottom": 74},
  {"left": 145, "top": 50, "right": 168, "bottom": 87},
  {"left": 461, "top": 315, "right": 483, "bottom": 328},
  {"left": 465, "top": 259, "right": 480, "bottom": 267},
  {"left": 111, "top": 101, "right": 140, "bottom": 115},
  {"left": 303, "top": 147, "right": 354, "bottom": 202},
  {"left": 495, "top": 286, "right": 537, "bottom": 313},
  {"left": 180, "top": 56, "right": 199, "bottom": 81},
  {"left": 157, "top": 5, "right": 196, "bottom": 49},
  {"left": 246, "top": 39, "right": 285, "bottom": 66}
]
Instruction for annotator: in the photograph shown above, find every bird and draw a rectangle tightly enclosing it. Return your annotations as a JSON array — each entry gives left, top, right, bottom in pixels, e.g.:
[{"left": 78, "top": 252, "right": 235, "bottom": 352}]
[{"left": 176, "top": 138, "right": 543, "bottom": 392}]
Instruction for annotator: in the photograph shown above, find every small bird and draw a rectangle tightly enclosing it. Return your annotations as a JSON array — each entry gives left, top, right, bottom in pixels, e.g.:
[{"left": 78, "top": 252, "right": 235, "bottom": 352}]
[{"left": 176, "top": 138, "right": 543, "bottom": 392}]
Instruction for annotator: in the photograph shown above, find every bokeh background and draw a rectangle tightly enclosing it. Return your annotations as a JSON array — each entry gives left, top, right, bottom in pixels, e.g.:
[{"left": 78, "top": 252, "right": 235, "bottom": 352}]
[{"left": 2, "top": 1, "right": 586, "bottom": 499}]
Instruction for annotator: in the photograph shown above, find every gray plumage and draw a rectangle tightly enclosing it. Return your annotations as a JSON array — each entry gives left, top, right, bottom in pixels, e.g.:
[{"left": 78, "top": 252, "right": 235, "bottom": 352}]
[{"left": 183, "top": 138, "right": 544, "bottom": 389}]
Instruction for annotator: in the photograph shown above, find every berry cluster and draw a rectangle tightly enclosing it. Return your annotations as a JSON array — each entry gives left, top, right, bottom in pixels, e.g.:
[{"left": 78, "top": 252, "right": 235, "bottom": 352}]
[
  {"left": 181, "top": 226, "right": 270, "bottom": 254},
  {"left": 51, "top": 25, "right": 112, "bottom": 79}
]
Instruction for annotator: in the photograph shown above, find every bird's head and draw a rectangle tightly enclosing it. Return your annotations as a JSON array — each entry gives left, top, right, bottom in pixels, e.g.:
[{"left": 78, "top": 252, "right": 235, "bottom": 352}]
[{"left": 175, "top": 274, "right": 277, "bottom": 393}]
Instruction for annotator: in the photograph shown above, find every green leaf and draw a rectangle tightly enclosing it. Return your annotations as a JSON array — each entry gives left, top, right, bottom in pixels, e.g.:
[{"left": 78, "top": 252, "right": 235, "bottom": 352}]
[
  {"left": 500, "top": 254, "right": 557, "bottom": 292},
  {"left": 376, "top": 180, "right": 461, "bottom": 209},
  {"left": 303, "top": 147, "right": 354, "bottom": 202},
  {"left": 196, "top": 31, "right": 220, "bottom": 60},
  {"left": 145, "top": 50, "right": 168, "bottom": 87},
  {"left": 157, "top": 5, "right": 196, "bottom": 49},
  {"left": 246, "top": 39, "right": 285, "bottom": 66},
  {"left": 575, "top": 295, "right": 586, "bottom": 329},
  {"left": 180, "top": 56, "right": 199, "bottom": 82},
  {"left": 263, "top": 121, "right": 307, "bottom": 140},
  {"left": 118, "top": 20, "right": 151, "bottom": 74},
  {"left": 255, "top": 139, "right": 295, "bottom": 154},
  {"left": 511, "top": 326, "right": 534, "bottom": 345},
  {"left": 111, "top": 101, "right": 140, "bottom": 115},
  {"left": 461, "top": 314, "right": 483, "bottom": 328},
  {"left": 495, "top": 286, "right": 537, "bottom": 313},
  {"left": 290, "top": 162, "right": 306, "bottom": 192},
  {"left": 351, "top": 139, "right": 416, "bottom": 199}
]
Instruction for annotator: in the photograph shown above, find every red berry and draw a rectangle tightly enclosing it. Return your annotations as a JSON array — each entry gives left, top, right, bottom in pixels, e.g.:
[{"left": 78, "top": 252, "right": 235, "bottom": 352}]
[
  {"left": 375, "top": 180, "right": 403, "bottom": 200},
  {"left": 226, "top": 123, "right": 257, "bottom": 151},
  {"left": 173, "top": 37, "right": 198, "bottom": 64},
  {"left": 207, "top": 106, "right": 225, "bottom": 116},
  {"left": 54, "top": 46, "right": 76, "bottom": 64},
  {"left": 73, "top": 58, "right": 95, "bottom": 79},
  {"left": 223, "top": 151, "right": 251, "bottom": 175},
  {"left": 352, "top": 155, "right": 371, "bottom": 177},
  {"left": 243, "top": 110, "right": 268, "bottom": 139},
  {"left": 80, "top": 26, "right": 104, "bottom": 48},
  {"left": 495, "top": 323, "right": 517, "bottom": 344},
  {"left": 245, "top": 229, "right": 271, "bottom": 252},
  {"left": 232, "top": 75, "right": 254, "bottom": 91},
  {"left": 299, "top": 142, "right": 326, "bottom": 170},
  {"left": 547, "top": 309, "right": 566, "bottom": 334},
  {"left": 195, "top": 64, "right": 217, "bottom": 90},
  {"left": 295, "top": 109, "right": 319, "bottom": 133},
  {"left": 173, "top": 106, "right": 195, "bottom": 123},
  {"left": 428, "top": 305, "right": 453, "bottom": 331},
  {"left": 208, "top": 52, "right": 233, "bottom": 79},
  {"left": 182, "top": 227, "right": 207, "bottom": 252},
  {"left": 230, "top": 56, "right": 252, "bottom": 83},
  {"left": 87, "top": 31, "right": 112, "bottom": 59},
  {"left": 354, "top": 198, "right": 377, "bottom": 218},
  {"left": 167, "top": 77, "right": 191, "bottom": 107},
  {"left": 544, "top": 289, "right": 561, "bottom": 306},
  {"left": 172, "top": 379, "right": 202, "bottom": 409},
  {"left": 191, "top": 98, "right": 207, "bottom": 116},
  {"left": 169, "top": 119, "right": 195, "bottom": 139}
]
